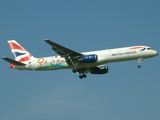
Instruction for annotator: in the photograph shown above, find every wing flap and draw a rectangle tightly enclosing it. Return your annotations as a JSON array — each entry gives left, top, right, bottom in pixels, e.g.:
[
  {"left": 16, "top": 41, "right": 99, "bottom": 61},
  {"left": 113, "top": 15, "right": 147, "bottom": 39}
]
[{"left": 2, "top": 57, "right": 26, "bottom": 65}]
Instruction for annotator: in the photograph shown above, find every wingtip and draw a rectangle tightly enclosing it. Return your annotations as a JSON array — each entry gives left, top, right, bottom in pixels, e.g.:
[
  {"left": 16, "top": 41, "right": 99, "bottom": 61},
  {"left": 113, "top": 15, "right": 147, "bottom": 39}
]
[
  {"left": 44, "top": 39, "right": 50, "bottom": 41},
  {"left": 2, "top": 57, "right": 7, "bottom": 59}
]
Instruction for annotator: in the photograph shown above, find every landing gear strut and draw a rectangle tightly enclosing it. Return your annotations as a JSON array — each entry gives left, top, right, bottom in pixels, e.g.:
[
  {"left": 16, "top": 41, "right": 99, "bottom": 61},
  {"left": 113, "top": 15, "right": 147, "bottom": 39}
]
[{"left": 137, "top": 58, "right": 143, "bottom": 68}]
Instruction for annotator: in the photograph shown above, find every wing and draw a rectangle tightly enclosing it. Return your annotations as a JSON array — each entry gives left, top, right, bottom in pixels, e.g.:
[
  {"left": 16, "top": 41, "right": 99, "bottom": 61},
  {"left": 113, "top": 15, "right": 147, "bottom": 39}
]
[{"left": 44, "top": 39, "right": 83, "bottom": 66}]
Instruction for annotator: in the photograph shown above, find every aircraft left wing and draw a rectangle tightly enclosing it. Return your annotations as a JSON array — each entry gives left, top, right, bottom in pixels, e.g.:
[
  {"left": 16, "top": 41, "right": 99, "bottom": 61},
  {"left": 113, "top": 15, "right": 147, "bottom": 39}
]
[{"left": 44, "top": 39, "right": 83, "bottom": 65}]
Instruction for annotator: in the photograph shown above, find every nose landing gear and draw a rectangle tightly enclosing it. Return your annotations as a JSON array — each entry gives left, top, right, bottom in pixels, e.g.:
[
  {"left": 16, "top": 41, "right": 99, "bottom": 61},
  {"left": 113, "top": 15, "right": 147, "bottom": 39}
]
[
  {"left": 137, "top": 65, "right": 141, "bottom": 68},
  {"left": 137, "top": 58, "right": 143, "bottom": 68}
]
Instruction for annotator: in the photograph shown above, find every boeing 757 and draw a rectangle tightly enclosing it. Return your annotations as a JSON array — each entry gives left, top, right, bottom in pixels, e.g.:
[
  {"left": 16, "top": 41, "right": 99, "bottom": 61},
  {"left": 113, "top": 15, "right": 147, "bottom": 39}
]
[{"left": 2, "top": 40, "right": 158, "bottom": 79}]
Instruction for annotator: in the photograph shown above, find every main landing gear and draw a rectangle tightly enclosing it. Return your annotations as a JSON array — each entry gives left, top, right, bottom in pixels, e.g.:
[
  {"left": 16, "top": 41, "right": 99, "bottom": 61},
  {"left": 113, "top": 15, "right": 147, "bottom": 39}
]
[
  {"left": 72, "top": 68, "right": 87, "bottom": 79},
  {"left": 137, "top": 58, "right": 143, "bottom": 68},
  {"left": 79, "top": 74, "right": 87, "bottom": 79},
  {"left": 72, "top": 69, "right": 78, "bottom": 73}
]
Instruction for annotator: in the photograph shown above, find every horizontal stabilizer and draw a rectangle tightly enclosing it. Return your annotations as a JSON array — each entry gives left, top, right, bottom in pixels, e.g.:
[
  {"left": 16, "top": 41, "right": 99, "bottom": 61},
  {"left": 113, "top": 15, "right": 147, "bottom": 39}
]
[{"left": 2, "top": 57, "right": 26, "bottom": 65}]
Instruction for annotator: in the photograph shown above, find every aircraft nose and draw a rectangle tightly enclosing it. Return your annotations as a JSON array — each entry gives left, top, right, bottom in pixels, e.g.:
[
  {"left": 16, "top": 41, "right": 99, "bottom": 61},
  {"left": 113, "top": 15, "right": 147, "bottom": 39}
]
[{"left": 156, "top": 51, "right": 158, "bottom": 55}]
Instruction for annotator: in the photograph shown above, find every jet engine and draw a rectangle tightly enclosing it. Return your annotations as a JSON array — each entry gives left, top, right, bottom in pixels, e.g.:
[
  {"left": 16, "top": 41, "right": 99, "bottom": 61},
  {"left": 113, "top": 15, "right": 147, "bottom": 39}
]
[
  {"left": 90, "top": 65, "right": 108, "bottom": 74},
  {"left": 79, "top": 54, "right": 98, "bottom": 63}
]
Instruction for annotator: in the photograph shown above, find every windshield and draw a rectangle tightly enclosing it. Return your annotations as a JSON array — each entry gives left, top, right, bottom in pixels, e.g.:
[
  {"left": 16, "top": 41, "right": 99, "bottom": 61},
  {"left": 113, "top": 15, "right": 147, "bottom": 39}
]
[{"left": 147, "top": 48, "right": 153, "bottom": 50}]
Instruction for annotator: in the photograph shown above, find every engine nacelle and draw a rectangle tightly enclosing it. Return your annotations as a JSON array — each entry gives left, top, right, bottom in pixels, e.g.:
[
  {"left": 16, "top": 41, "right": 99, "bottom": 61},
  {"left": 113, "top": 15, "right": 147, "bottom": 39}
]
[
  {"left": 80, "top": 54, "right": 98, "bottom": 63},
  {"left": 90, "top": 65, "right": 108, "bottom": 74}
]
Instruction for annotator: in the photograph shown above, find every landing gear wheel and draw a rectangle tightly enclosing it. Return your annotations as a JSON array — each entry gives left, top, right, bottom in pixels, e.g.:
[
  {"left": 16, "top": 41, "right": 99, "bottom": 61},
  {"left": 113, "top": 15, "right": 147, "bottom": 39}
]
[
  {"left": 82, "top": 74, "right": 86, "bottom": 78},
  {"left": 72, "top": 69, "right": 77, "bottom": 73},
  {"left": 137, "top": 65, "right": 141, "bottom": 68},
  {"left": 79, "top": 75, "right": 83, "bottom": 79},
  {"left": 72, "top": 68, "right": 79, "bottom": 73}
]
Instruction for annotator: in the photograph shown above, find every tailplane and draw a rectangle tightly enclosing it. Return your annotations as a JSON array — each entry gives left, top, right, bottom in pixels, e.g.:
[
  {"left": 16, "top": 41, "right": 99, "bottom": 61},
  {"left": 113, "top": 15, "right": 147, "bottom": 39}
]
[
  {"left": 7, "top": 40, "right": 34, "bottom": 63},
  {"left": 2, "top": 57, "right": 26, "bottom": 68}
]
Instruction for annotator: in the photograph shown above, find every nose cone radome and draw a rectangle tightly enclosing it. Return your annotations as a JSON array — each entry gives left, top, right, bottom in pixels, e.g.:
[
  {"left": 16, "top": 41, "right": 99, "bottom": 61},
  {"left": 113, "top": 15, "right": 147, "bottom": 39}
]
[{"left": 156, "top": 51, "right": 158, "bottom": 55}]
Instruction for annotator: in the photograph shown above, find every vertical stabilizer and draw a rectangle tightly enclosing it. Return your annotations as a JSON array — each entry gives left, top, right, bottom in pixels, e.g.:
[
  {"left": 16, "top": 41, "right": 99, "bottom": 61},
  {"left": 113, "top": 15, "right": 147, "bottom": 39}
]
[{"left": 8, "top": 40, "right": 34, "bottom": 63}]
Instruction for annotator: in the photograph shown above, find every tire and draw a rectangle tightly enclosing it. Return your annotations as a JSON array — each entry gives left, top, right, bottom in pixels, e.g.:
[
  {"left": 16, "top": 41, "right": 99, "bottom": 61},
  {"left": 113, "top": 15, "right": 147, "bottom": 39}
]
[
  {"left": 79, "top": 75, "right": 83, "bottom": 79},
  {"left": 137, "top": 65, "right": 141, "bottom": 68},
  {"left": 72, "top": 69, "right": 77, "bottom": 73},
  {"left": 83, "top": 74, "right": 86, "bottom": 78}
]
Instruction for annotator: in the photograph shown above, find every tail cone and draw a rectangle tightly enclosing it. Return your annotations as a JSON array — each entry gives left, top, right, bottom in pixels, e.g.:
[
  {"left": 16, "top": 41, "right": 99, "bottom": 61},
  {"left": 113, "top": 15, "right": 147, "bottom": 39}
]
[{"left": 9, "top": 64, "right": 15, "bottom": 68}]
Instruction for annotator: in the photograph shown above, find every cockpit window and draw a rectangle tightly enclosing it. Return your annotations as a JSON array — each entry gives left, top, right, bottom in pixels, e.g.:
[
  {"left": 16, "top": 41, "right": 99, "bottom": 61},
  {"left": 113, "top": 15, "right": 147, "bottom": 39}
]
[{"left": 147, "top": 48, "right": 153, "bottom": 50}]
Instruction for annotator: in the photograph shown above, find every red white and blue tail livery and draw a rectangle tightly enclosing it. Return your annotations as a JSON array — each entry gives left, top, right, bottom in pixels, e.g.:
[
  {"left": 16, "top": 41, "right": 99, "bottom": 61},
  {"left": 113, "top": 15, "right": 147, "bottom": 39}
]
[
  {"left": 8, "top": 40, "right": 33, "bottom": 63},
  {"left": 2, "top": 39, "right": 158, "bottom": 79}
]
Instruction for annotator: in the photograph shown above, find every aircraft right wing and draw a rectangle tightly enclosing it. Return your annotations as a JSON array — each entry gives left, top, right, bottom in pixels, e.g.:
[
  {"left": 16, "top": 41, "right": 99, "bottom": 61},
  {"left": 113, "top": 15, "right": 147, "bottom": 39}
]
[{"left": 44, "top": 39, "right": 84, "bottom": 66}]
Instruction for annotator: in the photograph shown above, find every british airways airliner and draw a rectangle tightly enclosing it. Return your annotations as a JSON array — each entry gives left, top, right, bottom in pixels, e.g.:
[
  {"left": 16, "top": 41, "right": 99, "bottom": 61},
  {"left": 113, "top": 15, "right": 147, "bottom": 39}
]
[{"left": 2, "top": 40, "right": 158, "bottom": 79}]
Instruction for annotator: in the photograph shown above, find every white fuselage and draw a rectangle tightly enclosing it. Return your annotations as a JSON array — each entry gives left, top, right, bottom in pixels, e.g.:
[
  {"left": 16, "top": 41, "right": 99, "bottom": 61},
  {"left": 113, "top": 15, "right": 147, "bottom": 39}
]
[{"left": 13, "top": 46, "right": 158, "bottom": 70}]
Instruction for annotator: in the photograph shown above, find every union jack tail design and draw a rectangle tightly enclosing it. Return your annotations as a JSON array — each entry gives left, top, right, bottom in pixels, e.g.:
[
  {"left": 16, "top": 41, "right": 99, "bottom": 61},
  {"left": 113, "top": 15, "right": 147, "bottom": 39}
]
[{"left": 8, "top": 40, "right": 34, "bottom": 63}]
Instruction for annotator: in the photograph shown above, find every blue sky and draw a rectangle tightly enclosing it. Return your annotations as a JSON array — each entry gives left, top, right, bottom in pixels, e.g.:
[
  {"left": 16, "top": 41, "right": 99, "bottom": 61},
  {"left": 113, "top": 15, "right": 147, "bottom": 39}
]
[{"left": 0, "top": 0, "right": 160, "bottom": 120}]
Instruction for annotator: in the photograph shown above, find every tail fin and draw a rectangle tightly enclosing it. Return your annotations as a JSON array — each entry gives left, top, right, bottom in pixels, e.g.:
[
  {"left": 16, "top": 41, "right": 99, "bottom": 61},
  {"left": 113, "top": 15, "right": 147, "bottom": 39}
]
[{"left": 8, "top": 40, "right": 34, "bottom": 63}]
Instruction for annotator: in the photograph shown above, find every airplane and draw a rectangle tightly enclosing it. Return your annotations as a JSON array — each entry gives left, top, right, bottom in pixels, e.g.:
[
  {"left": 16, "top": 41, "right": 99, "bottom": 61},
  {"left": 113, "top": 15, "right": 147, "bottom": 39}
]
[{"left": 2, "top": 40, "right": 158, "bottom": 79}]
